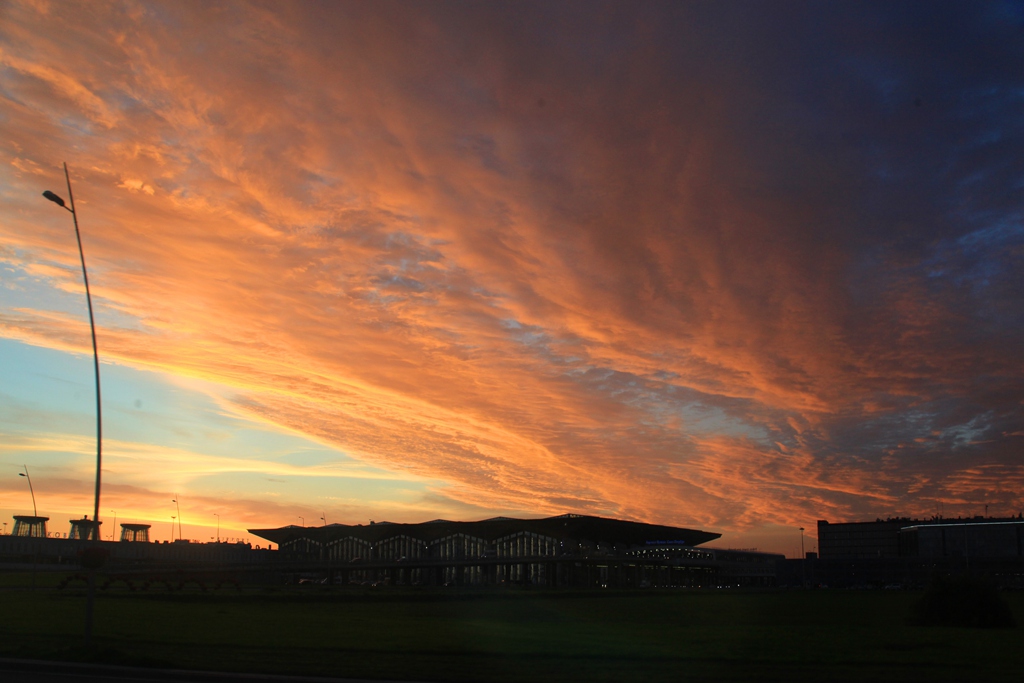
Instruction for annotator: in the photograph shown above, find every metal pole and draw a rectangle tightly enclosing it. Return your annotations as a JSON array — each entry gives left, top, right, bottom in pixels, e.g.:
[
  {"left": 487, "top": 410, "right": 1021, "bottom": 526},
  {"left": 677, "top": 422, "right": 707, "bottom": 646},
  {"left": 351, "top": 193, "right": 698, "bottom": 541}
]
[
  {"left": 63, "top": 163, "right": 103, "bottom": 533},
  {"left": 20, "top": 466, "right": 37, "bottom": 517},
  {"left": 173, "top": 495, "right": 182, "bottom": 541},
  {"left": 42, "top": 167, "right": 104, "bottom": 648},
  {"left": 215, "top": 513, "right": 220, "bottom": 543}
]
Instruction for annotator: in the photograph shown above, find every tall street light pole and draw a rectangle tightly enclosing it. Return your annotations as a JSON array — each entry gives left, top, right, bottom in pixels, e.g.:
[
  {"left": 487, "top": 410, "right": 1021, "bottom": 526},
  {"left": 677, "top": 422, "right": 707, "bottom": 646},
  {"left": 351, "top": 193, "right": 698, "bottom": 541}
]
[
  {"left": 19, "top": 466, "right": 37, "bottom": 516},
  {"left": 43, "top": 166, "right": 106, "bottom": 647},
  {"left": 43, "top": 164, "right": 103, "bottom": 534}
]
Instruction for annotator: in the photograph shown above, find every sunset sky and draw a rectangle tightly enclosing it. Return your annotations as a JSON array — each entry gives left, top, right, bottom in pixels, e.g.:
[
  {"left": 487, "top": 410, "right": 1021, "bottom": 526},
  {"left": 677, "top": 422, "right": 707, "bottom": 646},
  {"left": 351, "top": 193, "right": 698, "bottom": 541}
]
[{"left": 1, "top": 1, "right": 1022, "bottom": 555}]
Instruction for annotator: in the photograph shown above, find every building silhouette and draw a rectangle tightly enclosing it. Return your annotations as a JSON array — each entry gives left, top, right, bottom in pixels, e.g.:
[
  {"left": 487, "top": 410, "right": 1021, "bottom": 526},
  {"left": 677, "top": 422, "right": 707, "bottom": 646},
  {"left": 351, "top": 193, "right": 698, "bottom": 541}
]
[
  {"left": 818, "top": 516, "right": 1024, "bottom": 560},
  {"left": 11, "top": 515, "right": 48, "bottom": 538},
  {"left": 789, "top": 516, "right": 1024, "bottom": 588},
  {"left": 119, "top": 523, "right": 151, "bottom": 542},
  {"left": 250, "top": 514, "right": 783, "bottom": 588}
]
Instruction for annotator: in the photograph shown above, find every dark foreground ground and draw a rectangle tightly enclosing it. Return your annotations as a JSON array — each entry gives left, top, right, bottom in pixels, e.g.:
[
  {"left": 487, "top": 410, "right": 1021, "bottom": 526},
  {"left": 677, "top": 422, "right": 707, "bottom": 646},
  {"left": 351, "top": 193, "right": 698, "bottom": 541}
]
[
  {"left": 1, "top": 574, "right": 1021, "bottom": 683},
  {"left": 0, "top": 658, "right": 414, "bottom": 683}
]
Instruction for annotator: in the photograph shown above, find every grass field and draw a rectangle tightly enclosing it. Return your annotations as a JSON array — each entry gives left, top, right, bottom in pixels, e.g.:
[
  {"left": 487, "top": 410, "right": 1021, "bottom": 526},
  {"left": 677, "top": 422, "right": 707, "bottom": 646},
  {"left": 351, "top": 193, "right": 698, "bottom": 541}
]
[{"left": 1, "top": 574, "right": 1021, "bottom": 682}]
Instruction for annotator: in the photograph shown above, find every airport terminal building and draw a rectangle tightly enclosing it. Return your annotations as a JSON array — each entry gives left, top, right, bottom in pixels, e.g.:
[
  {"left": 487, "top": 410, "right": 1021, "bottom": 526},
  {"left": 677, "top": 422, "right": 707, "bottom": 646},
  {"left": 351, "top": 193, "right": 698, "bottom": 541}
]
[{"left": 249, "top": 514, "right": 783, "bottom": 588}]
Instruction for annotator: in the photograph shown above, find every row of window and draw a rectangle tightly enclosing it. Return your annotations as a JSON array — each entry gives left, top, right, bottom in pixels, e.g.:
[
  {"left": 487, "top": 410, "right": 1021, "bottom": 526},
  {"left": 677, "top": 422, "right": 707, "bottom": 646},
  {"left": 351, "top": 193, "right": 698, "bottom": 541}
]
[
  {"left": 627, "top": 547, "right": 714, "bottom": 561},
  {"left": 284, "top": 531, "right": 567, "bottom": 561}
]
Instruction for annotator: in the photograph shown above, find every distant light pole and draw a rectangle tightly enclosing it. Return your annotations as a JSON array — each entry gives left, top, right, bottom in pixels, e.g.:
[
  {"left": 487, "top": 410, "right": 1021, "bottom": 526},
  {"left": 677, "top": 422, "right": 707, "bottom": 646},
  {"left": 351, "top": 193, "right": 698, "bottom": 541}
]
[
  {"left": 298, "top": 516, "right": 304, "bottom": 527},
  {"left": 799, "top": 527, "right": 806, "bottom": 587},
  {"left": 171, "top": 516, "right": 176, "bottom": 541},
  {"left": 322, "top": 512, "right": 331, "bottom": 574},
  {"left": 42, "top": 165, "right": 102, "bottom": 530},
  {"left": 19, "top": 466, "right": 37, "bottom": 516},
  {"left": 110, "top": 510, "right": 117, "bottom": 541},
  {"left": 172, "top": 495, "right": 182, "bottom": 541},
  {"left": 214, "top": 513, "right": 221, "bottom": 543}
]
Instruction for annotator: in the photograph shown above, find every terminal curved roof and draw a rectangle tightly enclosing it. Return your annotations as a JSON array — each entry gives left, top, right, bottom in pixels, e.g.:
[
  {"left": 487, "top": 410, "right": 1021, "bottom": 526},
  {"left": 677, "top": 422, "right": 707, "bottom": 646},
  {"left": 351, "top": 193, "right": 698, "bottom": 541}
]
[{"left": 250, "top": 514, "right": 720, "bottom": 547}]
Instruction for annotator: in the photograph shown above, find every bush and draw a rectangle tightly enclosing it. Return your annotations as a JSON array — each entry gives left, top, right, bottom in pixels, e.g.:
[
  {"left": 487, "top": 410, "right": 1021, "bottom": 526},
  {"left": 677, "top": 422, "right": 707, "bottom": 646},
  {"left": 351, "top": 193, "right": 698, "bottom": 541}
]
[{"left": 911, "top": 574, "right": 1016, "bottom": 629}]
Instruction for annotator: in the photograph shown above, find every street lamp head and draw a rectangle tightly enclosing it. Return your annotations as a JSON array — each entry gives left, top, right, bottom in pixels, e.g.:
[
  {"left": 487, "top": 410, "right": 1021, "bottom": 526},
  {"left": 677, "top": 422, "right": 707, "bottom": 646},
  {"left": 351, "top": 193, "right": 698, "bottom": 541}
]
[
  {"left": 42, "top": 190, "right": 66, "bottom": 207},
  {"left": 19, "top": 473, "right": 26, "bottom": 477}
]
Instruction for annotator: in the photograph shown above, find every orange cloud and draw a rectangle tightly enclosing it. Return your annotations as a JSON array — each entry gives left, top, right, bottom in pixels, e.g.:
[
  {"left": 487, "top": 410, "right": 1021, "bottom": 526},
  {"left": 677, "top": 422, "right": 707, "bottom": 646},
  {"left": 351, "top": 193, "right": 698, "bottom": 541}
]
[{"left": 2, "top": 1, "right": 1022, "bottom": 554}]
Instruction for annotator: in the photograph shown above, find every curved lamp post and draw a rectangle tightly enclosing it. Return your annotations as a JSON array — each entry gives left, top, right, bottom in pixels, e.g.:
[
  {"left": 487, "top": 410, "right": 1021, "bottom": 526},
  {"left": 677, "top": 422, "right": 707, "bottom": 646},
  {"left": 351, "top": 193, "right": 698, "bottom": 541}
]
[
  {"left": 43, "top": 164, "right": 105, "bottom": 646},
  {"left": 42, "top": 164, "right": 102, "bottom": 533},
  {"left": 19, "top": 466, "right": 37, "bottom": 516}
]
